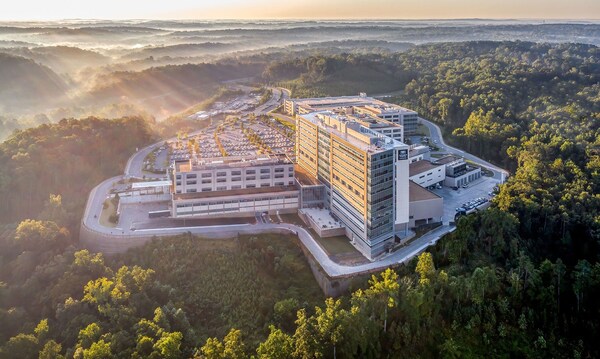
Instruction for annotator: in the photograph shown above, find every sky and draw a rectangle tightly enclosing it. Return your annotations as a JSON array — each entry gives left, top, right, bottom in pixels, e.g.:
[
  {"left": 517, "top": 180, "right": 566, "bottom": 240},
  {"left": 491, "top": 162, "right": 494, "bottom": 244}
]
[{"left": 0, "top": 0, "right": 599, "bottom": 21}]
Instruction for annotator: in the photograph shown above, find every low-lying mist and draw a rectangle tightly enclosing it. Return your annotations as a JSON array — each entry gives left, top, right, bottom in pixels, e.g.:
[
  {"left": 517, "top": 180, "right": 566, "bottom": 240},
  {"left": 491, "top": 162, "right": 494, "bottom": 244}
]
[{"left": 0, "top": 19, "right": 598, "bottom": 141}]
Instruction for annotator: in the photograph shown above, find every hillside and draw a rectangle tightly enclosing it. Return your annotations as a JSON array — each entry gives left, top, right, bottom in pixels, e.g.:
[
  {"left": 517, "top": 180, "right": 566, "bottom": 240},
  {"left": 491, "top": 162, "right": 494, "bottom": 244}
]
[
  {"left": 0, "top": 53, "right": 68, "bottom": 112},
  {"left": 86, "top": 62, "right": 265, "bottom": 117},
  {"left": 0, "top": 116, "right": 155, "bottom": 223},
  {"left": 2, "top": 46, "right": 110, "bottom": 74},
  {"left": 262, "top": 54, "right": 414, "bottom": 97}
]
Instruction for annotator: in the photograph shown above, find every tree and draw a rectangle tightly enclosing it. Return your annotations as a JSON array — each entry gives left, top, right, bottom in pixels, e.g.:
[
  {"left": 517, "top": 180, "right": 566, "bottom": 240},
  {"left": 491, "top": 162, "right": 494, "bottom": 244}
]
[
  {"left": 293, "top": 309, "right": 322, "bottom": 359},
  {"left": 34, "top": 319, "right": 49, "bottom": 343},
  {"left": 415, "top": 253, "right": 435, "bottom": 286},
  {"left": 154, "top": 332, "right": 183, "bottom": 359},
  {"left": 82, "top": 340, "right": 112, "bottom": 359},
  {"left": 223, "top": 329, "right": 246, "bottom": 359},
  {"left": 572, "top": 260, "right": 592, "bottom": 313},
  {"left": 199, "top": 329, "right": 246, "bottom": 359},
  {"left": 356, "top": 268, "right": 400, "bottom": 333},
  {"left": 273, "top": 298, "right": 300, "bottom": 331},
  {"left": 78, "top": 323, "right": 102, "bottom": 350},
  {"left": 0, "top": 334, "right": 38, "bottom": 359},
  {"left": 39, "top": 340, "right": 64, "bottom": 359},
  {"left": 38, "top": 194, "right": 68, "bottom": 225},
  {"left": 14, "top": 219, "right": 67, "bottom": 252},
  {"left": 256, "top": 326, "right": 294, "bottom": 359},
  {"left": 469, "top": 267, "right": 497, "bottom": 306},
  {"left": 199, "top": 337, "right": 224, "bottom": 359},
  {"left": 315, "top": 298, "right": 345, "bottom": 359}
]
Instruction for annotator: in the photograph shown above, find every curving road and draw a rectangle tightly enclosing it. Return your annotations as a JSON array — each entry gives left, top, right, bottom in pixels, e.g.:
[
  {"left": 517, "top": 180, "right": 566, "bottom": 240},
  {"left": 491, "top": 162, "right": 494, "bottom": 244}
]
[
  {"left": 420, "top": 117, "right": 509, "bottom": 182},
  {"left": 82, "top": 172, "right": 453, "bottom": 278}
]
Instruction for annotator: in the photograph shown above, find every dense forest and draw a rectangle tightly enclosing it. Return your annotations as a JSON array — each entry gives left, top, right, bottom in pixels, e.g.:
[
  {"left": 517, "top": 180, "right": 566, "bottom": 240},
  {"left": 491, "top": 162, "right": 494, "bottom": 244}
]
[
  {"left": 262, "top": 54, "right": 413, "bottom": 98},
  {"left": 0, "top": 41, "right": 599, "bottom": 357},
  {"left": 0, "top": 116, "right": 155, "bottom": 223}
]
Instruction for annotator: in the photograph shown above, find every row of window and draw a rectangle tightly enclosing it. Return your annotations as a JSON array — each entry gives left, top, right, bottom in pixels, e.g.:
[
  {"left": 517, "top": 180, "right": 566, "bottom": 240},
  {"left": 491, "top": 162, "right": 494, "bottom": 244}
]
[
  {"left": 179, "top": 166, "right": 293, "bottom": 179},
  {"left": 181, "top": 173, "right": 293, "bottom": 186},
  {"left": 176, "top": 195, "right": 299, "bottom": 207}
]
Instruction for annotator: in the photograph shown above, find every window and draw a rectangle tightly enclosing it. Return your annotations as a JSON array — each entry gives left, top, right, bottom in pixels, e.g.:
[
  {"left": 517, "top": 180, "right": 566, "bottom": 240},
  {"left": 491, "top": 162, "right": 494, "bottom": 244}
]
[
  {"left": 217, "top": 172, "right": 226, "bottom": 177},
  {"left": 231, "top": 170, "right": 241, "bottom": 175},
  {"left": 176, "top": 175, "right": 181, "bottom": 179},
  {"left": 186, "top": 180, "right": 197, "bottom": 185},
  {"left": 217, "top": 186, "right": 226, "bottom": 191},
  {"left": 275, "top": 182, "right": 284, "bottom": 186},
  {"left": 260, "top": 175, "right": 270, "bottom": 180},
  {"left": 260, "top": 183, "right": 270, "bottom": 187},
  {"left": 176, "top": 181, "right": 181, "bottom": 186},
  {"left": 274, "top": 168, "right": 284, "bottom": 173},
  {"left": 247, "top": 184, "right": 256, "bottom": 188},
  {"left": 274, "top": 174, "right": 284, "bottom": 178},
  {"left": 186, "top": 174, "right": 197, "bottom": 179},
  {"left": 246, "top": 176, "right": 256, "bottom": 180},
  {"left": 202, "top": 179, "right": 211, "bottom": 184},
  {"left": 260, "top": 168, "right": 270, "bottom": 174},
  {"left": 186, "top": 189, "right": 197, "bottom": 193},
  {"left": 201, "top": 173, "right": 211, "bottom": 178},
  {"left": 231, "top": 185, "right": 241, "bottom": 189},
  {"left": 202, "top": 188, "right": 212, "bottom": 192},
  {"left": 217, "top": 178, "right": 226, "bottom": 183},
  {"left": 246, "top": 170, "right": 256, "bottom": 175},
  {"left": 232, "top": 177, "right": 241, "bottom": 182}
]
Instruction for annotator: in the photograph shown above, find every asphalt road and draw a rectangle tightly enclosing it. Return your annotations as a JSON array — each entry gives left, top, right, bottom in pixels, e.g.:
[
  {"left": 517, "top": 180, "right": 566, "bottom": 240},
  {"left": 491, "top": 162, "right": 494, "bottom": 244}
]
[
  {"left": 84, "top": 178, "right": 453, "bottom": 278},
  {"left": 82, "top": 173, "right": 454, "bottom": 278},
  {"left": 420, "top": 117, "right": 509, "bottom": 182}
]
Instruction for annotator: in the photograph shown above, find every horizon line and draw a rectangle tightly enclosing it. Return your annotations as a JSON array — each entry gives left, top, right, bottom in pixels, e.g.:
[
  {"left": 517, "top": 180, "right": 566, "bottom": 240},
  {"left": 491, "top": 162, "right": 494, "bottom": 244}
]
[{"left": 1, "top": 17, "right": 599, "bottom": 22}]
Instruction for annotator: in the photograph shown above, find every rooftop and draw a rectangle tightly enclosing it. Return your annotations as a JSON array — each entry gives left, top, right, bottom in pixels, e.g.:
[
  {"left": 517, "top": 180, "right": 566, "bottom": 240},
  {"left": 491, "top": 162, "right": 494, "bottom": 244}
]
[
  {"left": 294, "top": 165, "right": 323, "bottom": 187},
  {"left": 290, "top": 95, "right": 416, "bottom": 114},
  {"left": 131, "top": 180, "right": 172, "bottom": 189},
  {"left": 409, "top": 181, "right": 441, "bottom": 202},
  {"left": 301, "top": 208, "right": 344, "bottom": 230},
  {"left": 409, "top": 160, "right": 443, "bottom": 177},
  {"left": 409, "top": 144, "right": 430, "bottom": 158},
  {"left": 173, "top": 185, "right": 298, "bottom": 201},
  {"left": 433, "top": 154, "right": 463, "bottom": 165},
  {"left": 299, "top": 111, "right": 403, "bottom": 154},
  {"left": 175, "top": 154, "right": 293, "bottom": 173}
]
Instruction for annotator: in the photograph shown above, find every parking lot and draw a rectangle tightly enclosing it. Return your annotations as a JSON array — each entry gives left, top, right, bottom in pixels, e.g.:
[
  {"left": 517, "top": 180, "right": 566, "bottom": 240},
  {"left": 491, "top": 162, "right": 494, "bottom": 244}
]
[
  {"left": 167, "top": 115, "right": 295, "bottom": 162},
  {"left": 117, "top": 201, "right": 170, "bottom": 231},
  {"left": 431, "top": 175, "right": 500, "bottom": 224}
]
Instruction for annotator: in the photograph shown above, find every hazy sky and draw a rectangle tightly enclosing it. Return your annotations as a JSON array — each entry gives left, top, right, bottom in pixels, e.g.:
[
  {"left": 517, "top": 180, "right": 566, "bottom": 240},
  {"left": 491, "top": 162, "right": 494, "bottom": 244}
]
[{"left": 1, "top": 0, "right": 599, "bottom": 21}]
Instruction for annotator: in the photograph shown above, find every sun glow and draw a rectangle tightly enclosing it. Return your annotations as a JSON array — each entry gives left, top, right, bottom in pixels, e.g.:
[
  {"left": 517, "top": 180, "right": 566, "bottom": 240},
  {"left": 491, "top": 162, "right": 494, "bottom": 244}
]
[{"left": 0, "top": 0, "right": 598, "bottom": 21}]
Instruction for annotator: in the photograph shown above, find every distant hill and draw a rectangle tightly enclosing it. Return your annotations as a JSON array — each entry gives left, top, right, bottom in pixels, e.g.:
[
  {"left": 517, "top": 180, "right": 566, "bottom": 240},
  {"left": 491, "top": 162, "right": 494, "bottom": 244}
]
[
  {"left": 0, "top": 53, "right": 68, "bottom": 113},
  {"left": 86, "top": 62, "right": 264, "bottom": 117},
  {"left": 3, "top": 46, "right": 111, "bottom": 74},
  {"left": 262, "top": 54, "right": 414, "bottom": 97},
  {"left": 120, "top": 42, "right": 239, "bottom": 60}
]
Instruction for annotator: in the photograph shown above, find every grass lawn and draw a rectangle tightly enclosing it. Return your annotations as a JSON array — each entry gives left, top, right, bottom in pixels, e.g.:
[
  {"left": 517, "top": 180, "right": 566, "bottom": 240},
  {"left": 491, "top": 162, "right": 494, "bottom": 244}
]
[
  {"left": 270, "top": 113, "right": 296, "bottom": 130},
  {"left": 100, "top": 199, "right": 117, "bottom": 228},
  {"left": 279, "top": 213, "right": 306, "bottom": 226},
  {"left": 279, "top": 213, "right": 365, "bottom": 262},
  {"left": 313, "top": 234, "right": 356, "bottom": 255}
]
